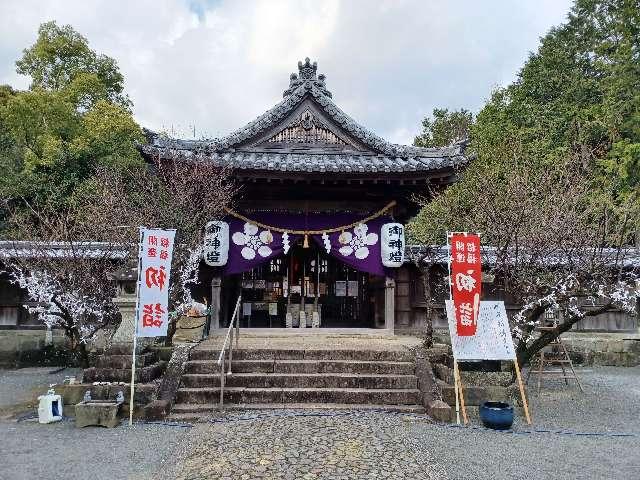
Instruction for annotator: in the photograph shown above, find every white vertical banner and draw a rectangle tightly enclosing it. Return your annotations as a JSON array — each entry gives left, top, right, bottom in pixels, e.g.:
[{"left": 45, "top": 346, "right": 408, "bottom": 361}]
[{"left": 135, "top": 227, "right": 176, "bottom": 338}]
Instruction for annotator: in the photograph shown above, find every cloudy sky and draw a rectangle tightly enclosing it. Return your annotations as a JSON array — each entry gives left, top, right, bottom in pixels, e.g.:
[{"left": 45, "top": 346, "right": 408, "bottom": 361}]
[{"left": 0, "top": 0, "right": 572, "bottom": 144}]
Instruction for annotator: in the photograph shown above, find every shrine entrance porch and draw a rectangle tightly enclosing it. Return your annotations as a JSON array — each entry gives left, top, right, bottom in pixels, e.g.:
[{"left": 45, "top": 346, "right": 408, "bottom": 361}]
[{"left": 215, "top": 243, "right": 391, "bottom": 330}]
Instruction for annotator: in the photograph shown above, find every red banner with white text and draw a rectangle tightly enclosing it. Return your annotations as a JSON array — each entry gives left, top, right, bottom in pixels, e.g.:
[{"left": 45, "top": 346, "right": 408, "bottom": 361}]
[{"left": 449, "top": 233, "right": 482, "bottom": 336}]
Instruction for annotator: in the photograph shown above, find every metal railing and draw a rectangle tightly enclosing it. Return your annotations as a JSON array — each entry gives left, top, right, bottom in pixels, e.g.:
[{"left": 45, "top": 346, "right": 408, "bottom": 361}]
[{"left": 217, "top": 295, "right": 241, "bottom": 410}]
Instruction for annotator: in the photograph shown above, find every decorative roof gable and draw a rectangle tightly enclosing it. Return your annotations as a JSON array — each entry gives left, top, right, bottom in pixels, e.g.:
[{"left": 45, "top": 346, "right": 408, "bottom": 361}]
[
  {"left": 142, "top": 58, "right": 470, "bottom": 175},
  {"left": 262, "top": 108, "right": 351, "bottom": 148}
]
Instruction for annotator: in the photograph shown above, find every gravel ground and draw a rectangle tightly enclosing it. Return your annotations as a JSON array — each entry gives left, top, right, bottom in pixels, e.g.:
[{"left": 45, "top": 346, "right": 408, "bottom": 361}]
[
  {"left": 0, "top": 367, "right": 82, "bottom": 410},
  {"left": 0, "top": 420, "right": 190, "bottom": 480},
  {"left": 0, "top": 366, "right": 638, "bottom": 479},
  {"left": 521, "top": 365, "right": 640, "bottom": 433}
]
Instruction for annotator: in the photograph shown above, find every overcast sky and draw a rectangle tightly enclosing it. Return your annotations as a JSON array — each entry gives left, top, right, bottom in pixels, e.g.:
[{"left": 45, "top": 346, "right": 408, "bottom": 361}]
[{"left": 0, "top": 0, "right": 573, "bottom": 144}]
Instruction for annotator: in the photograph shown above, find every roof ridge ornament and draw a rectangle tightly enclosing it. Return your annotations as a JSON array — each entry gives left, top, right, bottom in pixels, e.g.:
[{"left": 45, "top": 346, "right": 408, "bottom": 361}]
[{"left": 283, "top": 57, "right": 332, "bottom": 98}]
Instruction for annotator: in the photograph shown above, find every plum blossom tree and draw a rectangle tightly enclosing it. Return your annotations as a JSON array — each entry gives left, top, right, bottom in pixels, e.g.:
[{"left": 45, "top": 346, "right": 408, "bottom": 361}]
[
  {"left": 2, "top": 197, "right": 131, "bottom": 366},
  {"left": 3, "top": 156, "right": 235, "bottom": 360},
  {"left": 409, "top": 147, "right": 639, "bottom": 367},
  {"left": 79, "top": 156, "right": 236, "bottom": 344}
]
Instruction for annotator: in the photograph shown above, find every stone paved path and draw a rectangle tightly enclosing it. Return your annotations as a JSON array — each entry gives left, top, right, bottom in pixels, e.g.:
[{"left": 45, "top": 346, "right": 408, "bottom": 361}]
[{"left": 161, "top": 412, "right": 447, "bottom": 480}]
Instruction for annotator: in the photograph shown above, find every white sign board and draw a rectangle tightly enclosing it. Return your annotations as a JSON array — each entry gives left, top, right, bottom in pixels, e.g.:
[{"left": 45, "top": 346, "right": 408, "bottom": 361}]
[
  {"left": 445, "top": 300, "right": 516, "bottom": 361},
  {"left": 136, "top": 228, "right": 176, "bottom": 337},
  {"left": 381, "top": 223, "right": 405, "bottom": 267},
  {"left": 203, "top": 221, "right": 229, "bottom": 266}
]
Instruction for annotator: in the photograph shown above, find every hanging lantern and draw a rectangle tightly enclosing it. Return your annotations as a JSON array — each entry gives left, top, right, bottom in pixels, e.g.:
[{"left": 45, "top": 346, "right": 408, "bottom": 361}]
[
  {"left": 203, "top": 221, "right": 229, "bottom": 266},
  {"left": 381, "top": 223, "right": 405, "bottom": 267},
  {"left": 303, "top": 233, "right": 310, "bottom": 248}
]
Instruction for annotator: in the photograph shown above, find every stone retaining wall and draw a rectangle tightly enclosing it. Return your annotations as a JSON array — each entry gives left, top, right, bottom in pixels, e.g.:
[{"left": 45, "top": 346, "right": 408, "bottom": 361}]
[
  {"left": 421, "top": 329, "right": 640, "bottom": 367},
  {"left": 562, "top": 335, "right": 640, "bottom": 367},
  {"left": 0, "top": 329, "right": 67, "bottom": 367}
]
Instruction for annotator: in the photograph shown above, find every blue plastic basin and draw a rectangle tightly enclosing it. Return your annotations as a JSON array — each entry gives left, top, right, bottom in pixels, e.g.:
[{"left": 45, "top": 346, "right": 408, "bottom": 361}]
[{"left": 479, "top": 401, "right": 514, "bottom": 430}]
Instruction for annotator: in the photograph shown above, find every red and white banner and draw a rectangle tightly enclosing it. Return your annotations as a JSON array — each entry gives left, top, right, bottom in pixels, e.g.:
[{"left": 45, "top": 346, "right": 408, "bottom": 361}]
[
  {"left": 135, "top": 228, "right": 176, "bottom": 338},
  {"left": 449, "top": 233, "right": 482, "bottom": 337}
]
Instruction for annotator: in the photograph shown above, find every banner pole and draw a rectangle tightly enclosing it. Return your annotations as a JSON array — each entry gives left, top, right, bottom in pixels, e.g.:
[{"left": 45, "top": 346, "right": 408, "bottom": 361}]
[
  {"left": 129, "top": 227, "right": 144, "bottom": 427},
  {"left": 454, "top": 360, "right": 468, "bottom": 424},
  {"left": 128, "top": 333, "right": 137, "bottom": 426},
  {"left": 447, "top": 233, "right": 461, "bottom": 424}
]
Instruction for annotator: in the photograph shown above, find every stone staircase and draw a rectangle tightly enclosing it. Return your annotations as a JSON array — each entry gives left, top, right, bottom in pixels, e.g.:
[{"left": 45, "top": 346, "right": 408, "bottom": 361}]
[
  {"left": 170, "top": 346, "right": 424, "bottom": 421},
  {"left": 83, "top": 345, "right": 167, "bottom": 383}
]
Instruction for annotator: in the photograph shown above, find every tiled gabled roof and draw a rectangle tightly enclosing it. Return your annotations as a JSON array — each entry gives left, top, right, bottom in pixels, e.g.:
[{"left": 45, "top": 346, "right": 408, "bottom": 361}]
[{"left": 141, "top": 58, "right": 470, "bottom": 174}]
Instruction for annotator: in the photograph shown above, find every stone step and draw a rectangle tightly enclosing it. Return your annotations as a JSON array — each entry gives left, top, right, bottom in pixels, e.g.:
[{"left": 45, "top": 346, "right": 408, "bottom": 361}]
[
  {"left": 176, "top": 387, "right": 421, "bottom": 405},
  {"left": 181, "top": 373, "right": 418, "bottom": 389},
  {"left": 189, "top": 348, "right": 414, "bottom": 362},
  {"left": 184, "top": 359, "right": 416, "bottom": 375},
  {"left": 104, "top": 344, "right": 135, "bottom": 355},
  {"left": 83, "top": 361, "right": 167, "bottom": 384},
  {"left": 168, "top": 403, "right": 426, "bottom": 421},
  {"left": 95, "top": 353, "right": 157, "bottom": 369}
]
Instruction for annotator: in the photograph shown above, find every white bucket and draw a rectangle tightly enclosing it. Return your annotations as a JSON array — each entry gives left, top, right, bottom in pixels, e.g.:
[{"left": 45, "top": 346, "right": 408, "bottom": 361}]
[{"left": 37, "top": 390, "right": 63, "bottom": 424}]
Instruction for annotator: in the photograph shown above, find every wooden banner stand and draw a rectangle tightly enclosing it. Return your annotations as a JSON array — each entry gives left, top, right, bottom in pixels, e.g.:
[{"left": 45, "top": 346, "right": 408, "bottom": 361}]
[
  {"left": 453, "top": 361, "right": 468, "bottom": 424},
  {"left": 445, "top": 231, "right": 531, "bottom": 427},
  {"left": 454, "top": 358, "right": 532, "bottom": 426},
  {"left": 513, "top": 359, "right": 532, "bottom": 425}
]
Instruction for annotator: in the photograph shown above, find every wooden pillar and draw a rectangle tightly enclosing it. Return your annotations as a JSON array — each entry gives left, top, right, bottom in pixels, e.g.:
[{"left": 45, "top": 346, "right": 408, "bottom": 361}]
[
  {"left": 384, "top": 276, "right": 395, "bottom": 334},
  {"left": 210, "top": 277, "right": 222, "bottom": 332}
]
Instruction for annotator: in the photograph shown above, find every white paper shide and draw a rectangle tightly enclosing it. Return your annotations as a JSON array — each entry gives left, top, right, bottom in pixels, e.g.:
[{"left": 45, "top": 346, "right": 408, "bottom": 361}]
[
  {"left": 136, "top": 228, "right": 176, "bottom": 337},
  {"left": 381, "top": 223, "right": 405, "bottom": 267},
  {"left": 203, "top": 221, "right": 229, "bottom": 266}
]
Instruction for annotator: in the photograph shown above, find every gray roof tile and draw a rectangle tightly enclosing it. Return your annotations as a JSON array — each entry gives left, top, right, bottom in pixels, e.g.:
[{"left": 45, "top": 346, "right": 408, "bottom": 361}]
[{"left": 140, "top": 147, "right": 468, "bottom": 174}]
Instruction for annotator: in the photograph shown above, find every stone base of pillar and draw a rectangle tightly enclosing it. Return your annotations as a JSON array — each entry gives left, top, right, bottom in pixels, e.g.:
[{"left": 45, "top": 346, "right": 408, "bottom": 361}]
[{"left": 384, "top": 276, "right": 395, "bottom": 334}]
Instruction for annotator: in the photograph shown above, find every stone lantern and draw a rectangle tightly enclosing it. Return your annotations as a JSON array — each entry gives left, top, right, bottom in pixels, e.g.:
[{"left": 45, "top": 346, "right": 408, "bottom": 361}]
[{"left": 111, "top": 265, "right": 138, "bottom": 344}]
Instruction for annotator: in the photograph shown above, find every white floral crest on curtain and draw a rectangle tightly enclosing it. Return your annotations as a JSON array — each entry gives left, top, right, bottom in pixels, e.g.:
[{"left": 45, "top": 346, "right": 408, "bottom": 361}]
[
  {"left": 232, "top": 222, "right": 273, "bottom": 260},
  {"left": 338, "top": 223, "right": 378, "bottom": 259}
]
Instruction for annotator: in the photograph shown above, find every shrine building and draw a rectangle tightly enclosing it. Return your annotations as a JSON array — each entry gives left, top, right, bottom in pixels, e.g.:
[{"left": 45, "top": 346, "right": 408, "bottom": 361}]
[{"left": 141, "top": 58, "right": 469, "bottom": 334}]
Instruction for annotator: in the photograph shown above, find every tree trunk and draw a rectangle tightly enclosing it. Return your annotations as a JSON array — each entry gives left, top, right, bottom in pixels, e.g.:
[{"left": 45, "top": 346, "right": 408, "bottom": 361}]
[
  {"left": 421, "top": 264, "right": 434, "bottom": 349},
  {"left": 75, "top": 340, "right": 90, "bottom": 369},
  {"left": 516, "top": 302, "right": 614, "bottom": 367},
  {"left": 514, "top": 304, "right": 548, "bottom": 365},
  {"left": 66, "top": 324, "right": 90, "bottom": 368},
  {"left": 164, "top": 316, "right": 177, "bottom": 346}
]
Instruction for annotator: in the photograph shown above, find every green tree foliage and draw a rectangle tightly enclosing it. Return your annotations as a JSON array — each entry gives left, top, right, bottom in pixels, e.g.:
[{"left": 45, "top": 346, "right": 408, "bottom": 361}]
[
  {"left": 0, "top": 21, "right": 144, "bottom": 214},
  {"left": 410, "top": 0, "right": 640, "bottom": 245},
  {"left": 409, "top": 0, "right": 640, "bottom": 363},
  {"left": 15, "top": 21, "right": 129, "bottom": 107},
  {"left": 413, "top": 108, "right": 474, "bottom": 148}
]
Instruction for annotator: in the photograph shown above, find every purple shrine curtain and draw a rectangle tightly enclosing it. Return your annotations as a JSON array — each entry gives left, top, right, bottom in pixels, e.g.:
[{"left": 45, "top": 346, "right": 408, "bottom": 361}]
[{"left": 222, "top": 211, "right": 392, "bottom": 277}]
